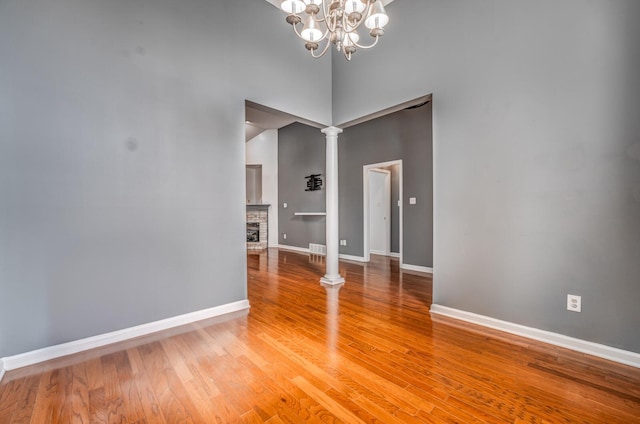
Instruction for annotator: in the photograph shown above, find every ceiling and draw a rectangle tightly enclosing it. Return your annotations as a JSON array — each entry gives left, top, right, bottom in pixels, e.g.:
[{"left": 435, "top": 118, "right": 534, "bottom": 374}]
[
  {"left": 245, "top": 101, "right": 327, "bottom": 142},
  {"left": 245, "top": 103, "right": 297, "bottom": 142},
  {"left": 247, "top": 1, "right": 397, "bottom": 142}
]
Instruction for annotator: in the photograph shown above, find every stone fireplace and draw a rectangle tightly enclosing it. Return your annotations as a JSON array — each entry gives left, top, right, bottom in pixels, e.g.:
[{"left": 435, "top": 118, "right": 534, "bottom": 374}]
[{"left": 246, "top": 204, "right": 269, "bottom": 250}]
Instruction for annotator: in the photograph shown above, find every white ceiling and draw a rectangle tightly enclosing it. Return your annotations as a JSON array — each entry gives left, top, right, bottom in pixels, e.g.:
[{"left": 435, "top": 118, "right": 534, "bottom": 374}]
[
  {"left": 245, "top": 101, "right": 323, "bottom": 142},
  {"left": 245, "top": 103, "right": 297, "bottom": 142}
]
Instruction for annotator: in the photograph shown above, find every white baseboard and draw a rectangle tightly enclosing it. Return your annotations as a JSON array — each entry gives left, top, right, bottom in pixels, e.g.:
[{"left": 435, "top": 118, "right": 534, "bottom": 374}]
[
  {"left": 276, "top": 244, "right": 310, "bottom": 254},
  {"left": 0, "top": 359, "right": 5, "bottom": 383},
  {"left": 388, "top": 252, "right": 400, "bottom": 258},
  {"left": 401, "top": 263, "right": 433, "bottom": 274},
  {"left": 0, "top": 299, "right": 250, "bottom": 377},
  {"left": 430, "top": 304, "right": 640, "bottom": 369},
  {"left": 339, "top": 253, "right": 367, "bottom": 262},
  {"left": 277, "top": 245, "right": 368, "bottom": 263}
]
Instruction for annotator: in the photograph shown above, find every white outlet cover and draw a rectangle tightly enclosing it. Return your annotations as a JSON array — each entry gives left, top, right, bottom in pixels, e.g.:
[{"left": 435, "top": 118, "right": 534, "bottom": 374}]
[
  {"left": 283, "top": 203, "right": 287, "bottom": 208},
  {"left": 409, "top": 197, "right": 417, "bottom": 205},
  {"left": 567, "top": 294, "right": 581, "bottom": 312}
]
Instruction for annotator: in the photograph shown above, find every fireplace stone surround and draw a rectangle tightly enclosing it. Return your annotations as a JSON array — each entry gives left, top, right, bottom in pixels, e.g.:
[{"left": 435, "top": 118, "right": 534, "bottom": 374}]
[{"left": 246, "top": 204, "right": 269, "bottom": 250}]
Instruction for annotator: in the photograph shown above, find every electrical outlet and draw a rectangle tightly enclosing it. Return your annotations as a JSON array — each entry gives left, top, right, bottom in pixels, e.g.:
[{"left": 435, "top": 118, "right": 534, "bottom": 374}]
[
  {"left": 283, "top": 203, "right": 287, "bottom": 208},
  {"left": 340, "top": 240, "right": 347, "bottom": 246},
  {"left": 567, "top": 294, "right": 581, "bottom": 312},
  {"left": 283, "top": 233, "right": 287, "bottom": 240}
]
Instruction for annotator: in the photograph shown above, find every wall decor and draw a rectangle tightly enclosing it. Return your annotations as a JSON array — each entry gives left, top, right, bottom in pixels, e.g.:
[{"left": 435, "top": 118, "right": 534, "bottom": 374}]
[{"left": 305, "top": 174, "right": 323, "bottom": 191}]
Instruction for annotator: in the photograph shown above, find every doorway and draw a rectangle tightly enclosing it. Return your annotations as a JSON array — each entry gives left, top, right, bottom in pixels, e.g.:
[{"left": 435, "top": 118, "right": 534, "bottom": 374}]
[{"left": 363, "top": 160, "right": 403, "bottom": 263}]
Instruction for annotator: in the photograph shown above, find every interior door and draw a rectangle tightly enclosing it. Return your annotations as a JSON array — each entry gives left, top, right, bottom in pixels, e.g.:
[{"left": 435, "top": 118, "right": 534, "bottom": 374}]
[{"left": 368, "top": 169, "right": 391, "bottom": 255}]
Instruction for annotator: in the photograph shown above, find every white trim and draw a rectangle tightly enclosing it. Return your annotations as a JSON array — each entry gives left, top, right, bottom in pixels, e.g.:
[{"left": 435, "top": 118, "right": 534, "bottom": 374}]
[
  {"left": 0, "top": 359, "right": 5, "bottom": 383},
  {"left": 430, "top": 305, "right": 640, "bottom": 369},
  {"left": 363, "top": 160, "right": 403, "bottom": 266},
  {"left": 1, "top": 300, "right": 250, "bottom": 373},
  {"left": 294, "top": 212, "right": 326, "bottom": 216},
  {"left": 369, "top": 249, "right": 387, "bottom": 256},
  {"left": 388, "top": 252, "right": 400, "bottom": 258},
  {"left": 276, "top": 244, "right": 311, "bottom": 254},
  {"left": 277, "top": 246, "right": 368, "bottom": 263},
  {"left": 339, "top": 253, "right": 367, "bottom": 262},
  {"left": 400, "top": 263, "right": 433, "bottom": 274},
  {"left": 320, "top": 275, "right": 345, "bottom": 286}
]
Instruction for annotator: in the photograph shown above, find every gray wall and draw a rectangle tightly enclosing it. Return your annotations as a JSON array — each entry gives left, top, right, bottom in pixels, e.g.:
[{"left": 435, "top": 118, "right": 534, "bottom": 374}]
[
  {"left": 278, "top": 123, "right": 327, "bottom": 248},
  {"left": 339, "top": 104, "right": 433, "bottom": 267},
  {"left": 277, "top": 106, "right": 433, "bottom": 267},
  {"left": 0, "top": 0, "right": 331, "bottom": 358},
  {"left": 333, "top": 0, "right": 640, "bottom": 352}
]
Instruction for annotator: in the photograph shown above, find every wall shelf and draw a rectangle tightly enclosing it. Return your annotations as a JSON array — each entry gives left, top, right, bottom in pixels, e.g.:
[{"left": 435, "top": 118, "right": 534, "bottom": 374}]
[{"left": 294, "top": 212, "right": 326, "bottom": 216}]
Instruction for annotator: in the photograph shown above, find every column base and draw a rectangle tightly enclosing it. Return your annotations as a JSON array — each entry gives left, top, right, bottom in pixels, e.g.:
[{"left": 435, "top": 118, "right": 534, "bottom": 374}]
[{"left": 320, "top": 274, "right": 345, "bottom": 286}]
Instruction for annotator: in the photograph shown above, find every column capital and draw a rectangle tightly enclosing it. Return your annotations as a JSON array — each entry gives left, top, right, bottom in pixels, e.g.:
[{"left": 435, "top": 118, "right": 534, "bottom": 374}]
[{"left": 321, "top": 126, "right": 343, "bottom": 136}]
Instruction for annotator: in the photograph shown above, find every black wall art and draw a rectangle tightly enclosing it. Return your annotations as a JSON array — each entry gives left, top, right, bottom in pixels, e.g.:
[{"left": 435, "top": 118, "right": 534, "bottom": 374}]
[{"left": 305, "top": 174, "right": 323, "bottom": 191}]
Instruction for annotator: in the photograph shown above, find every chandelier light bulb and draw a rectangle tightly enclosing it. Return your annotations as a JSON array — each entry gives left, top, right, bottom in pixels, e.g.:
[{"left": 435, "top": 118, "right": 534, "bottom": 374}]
[
  {"left": 365, "top": 1, "right": 389, "bottom": 29},
  {"left": 344, "top": 0, "right": 366, "bottom": 14},
  {"left": 301, "top": 15, "right": 324, "bottom": 42},
  {"left": 280, "top": 0, "right": 305, "bottom": 14},
  {"left": 343, "top": 31, "right": 360, "bottom": 46}
]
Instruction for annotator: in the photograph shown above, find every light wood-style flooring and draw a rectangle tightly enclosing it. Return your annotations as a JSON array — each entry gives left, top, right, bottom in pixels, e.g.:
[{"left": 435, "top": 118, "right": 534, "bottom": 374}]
[{"left": 1, "top": 249, "right": 639, "bottom": 423}]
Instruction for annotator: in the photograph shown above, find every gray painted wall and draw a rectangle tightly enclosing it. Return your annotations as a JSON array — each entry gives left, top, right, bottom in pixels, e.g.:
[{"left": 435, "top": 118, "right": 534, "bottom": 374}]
[
  {"left": 0, "top": 0, "right": 331, "bottom": 358},
  {"left": 278, "top": 123, "right": 327, "bottom": 248},
  {"left": 277, "top": 106, "right": 432, "bottom": 266},
  {"left": 339, "top": 104, "right": 433, "bottom": 267},
  {"left": 333, "top": 0, "right": 640, "bottom": 352}
]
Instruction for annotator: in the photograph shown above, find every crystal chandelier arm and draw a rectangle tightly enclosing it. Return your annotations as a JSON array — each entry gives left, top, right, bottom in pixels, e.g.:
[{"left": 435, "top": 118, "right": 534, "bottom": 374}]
[
  {"left": 321, "top": 0, "right": 332, "bottom": 27},
  {"left": 352, "top": 34, "right": 380, "bottom": 50},
  {"left": 309, "top": 38, "right": 333, "bottom": 58},
  {"left": 342, "top": 1, "right": 373, "bottom": 33}
]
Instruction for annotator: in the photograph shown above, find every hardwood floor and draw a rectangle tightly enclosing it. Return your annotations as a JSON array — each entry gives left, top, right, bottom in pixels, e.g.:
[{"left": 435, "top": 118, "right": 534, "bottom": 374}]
[{"left": 1, "top": 248, "right": 640, "bottom": 423}]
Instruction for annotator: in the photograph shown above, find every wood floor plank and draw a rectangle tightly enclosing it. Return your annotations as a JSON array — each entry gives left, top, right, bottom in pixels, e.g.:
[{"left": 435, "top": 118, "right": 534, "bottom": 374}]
[
  {"left": 291, "top": 376, "right": 364, "bottom": 424},
  {"left": 100, "top": 354, "right": 128, "bottom": 424},
  {"left": 88, "top": 387, "right": 107, "bottom": 424},
  {"left": 29, "top": 369, "right": 61, "bottom": 424},
  {"left": 0, "top": 377, "right": 27, "bottom": 422},
  {"left": 8, "top": 375, "right": 40, "bottom": 424},
  {"left": 67, "top": 363, "right": 91, "bottom": 424},
  {"left": 1, "top": 249, "right": 639, "bottom": 423},
  {"left": 126, "top": 348, "right": 167, "bottom": 424}
]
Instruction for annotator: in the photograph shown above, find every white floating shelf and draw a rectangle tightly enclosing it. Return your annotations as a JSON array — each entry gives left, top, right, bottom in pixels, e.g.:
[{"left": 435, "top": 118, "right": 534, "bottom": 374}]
[{"left": 294, "top": 212, "right": 326, "bottom": 216}]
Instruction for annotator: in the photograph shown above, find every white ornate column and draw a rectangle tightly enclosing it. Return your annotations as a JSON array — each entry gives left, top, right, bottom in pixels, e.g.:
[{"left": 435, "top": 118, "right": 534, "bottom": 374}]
[{"left": 320, "top": 126, "right": 345, "bottom": 286}]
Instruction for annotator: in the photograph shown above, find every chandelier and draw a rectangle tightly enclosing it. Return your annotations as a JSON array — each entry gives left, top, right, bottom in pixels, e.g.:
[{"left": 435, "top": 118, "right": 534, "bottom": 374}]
[{"left": 279, "top": 0, "right": 389, "bottom": 61}]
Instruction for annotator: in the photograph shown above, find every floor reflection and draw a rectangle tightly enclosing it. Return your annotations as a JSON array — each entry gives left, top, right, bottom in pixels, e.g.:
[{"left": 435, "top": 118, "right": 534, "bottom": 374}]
[{"left": 322, "top": 282, "right": 342, "bottom": 365}]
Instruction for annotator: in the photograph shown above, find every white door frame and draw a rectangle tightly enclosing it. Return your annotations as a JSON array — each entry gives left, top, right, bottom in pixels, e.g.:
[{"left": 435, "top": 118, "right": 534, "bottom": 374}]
[{"left": 363, "top": 160, "right": 403, "bottom": 264}]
